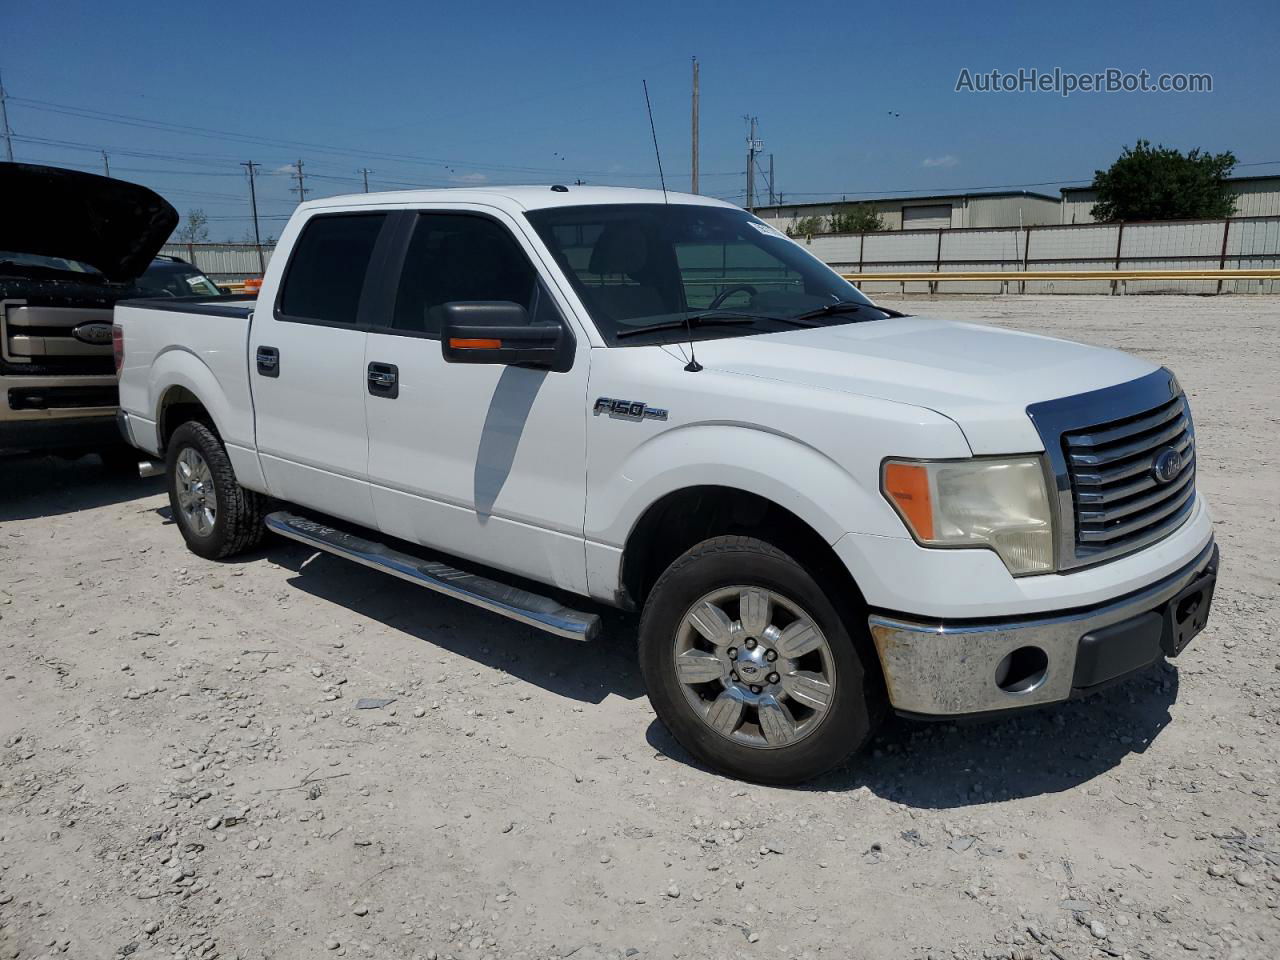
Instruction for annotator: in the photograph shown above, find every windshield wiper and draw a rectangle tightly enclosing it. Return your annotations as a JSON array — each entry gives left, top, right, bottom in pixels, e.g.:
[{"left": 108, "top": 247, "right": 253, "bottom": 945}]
[
  {"left": 615, "top": 315, "right": 760, "bottom": 339},
  {"left": 614, "top": 303, "right": 880, "bottom": 340},
  {"left": 686, "top": 309, "right": 830, "bottom": 328},
  {"left": 789, "top": 301, "right": 908, "bottom": 323}
]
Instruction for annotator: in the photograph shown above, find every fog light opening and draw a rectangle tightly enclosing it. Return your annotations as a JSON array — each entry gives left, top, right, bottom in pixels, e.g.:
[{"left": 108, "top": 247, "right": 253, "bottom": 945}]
[{"left": 994, "top": 646, "right": 1048, "bottom": 694}]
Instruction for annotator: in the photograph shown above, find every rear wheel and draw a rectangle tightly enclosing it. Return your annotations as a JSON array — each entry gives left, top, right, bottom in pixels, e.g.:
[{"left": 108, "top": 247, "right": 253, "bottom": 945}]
[
  {"left": 165, "top": 420, "right": 266, "bottom": 559},
  {"left": 638, "top": 536, "right": 885, "bottom": 784}
]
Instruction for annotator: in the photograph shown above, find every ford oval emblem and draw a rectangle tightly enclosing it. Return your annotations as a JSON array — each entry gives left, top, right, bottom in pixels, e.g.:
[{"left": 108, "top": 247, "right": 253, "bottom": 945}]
[
  {"left": 71, "top": 322, "right": 114, "bottom": 346},
  {"left": 1152, "top": 447, "right": 1183, "bottom": 484}
]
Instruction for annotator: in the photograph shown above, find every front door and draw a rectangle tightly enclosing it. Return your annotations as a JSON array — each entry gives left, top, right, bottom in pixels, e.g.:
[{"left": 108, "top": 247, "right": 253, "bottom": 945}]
[
  {"left": 249, "top": 212, "right": 390, "bottom": 528},
  {"left": 362, "top": 208, "right": 591, "bottom": 594}
]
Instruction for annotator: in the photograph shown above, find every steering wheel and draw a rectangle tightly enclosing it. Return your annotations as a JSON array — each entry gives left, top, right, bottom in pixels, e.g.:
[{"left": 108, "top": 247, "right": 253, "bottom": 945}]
[{"left": 708, "top": 284, "right": 758, "bottom": 310}]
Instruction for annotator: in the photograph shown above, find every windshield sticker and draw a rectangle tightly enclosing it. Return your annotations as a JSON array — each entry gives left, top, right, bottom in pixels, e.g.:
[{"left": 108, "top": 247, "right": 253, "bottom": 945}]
[{"left": 747, "top": 221, "right": 783, "bottom": 238}]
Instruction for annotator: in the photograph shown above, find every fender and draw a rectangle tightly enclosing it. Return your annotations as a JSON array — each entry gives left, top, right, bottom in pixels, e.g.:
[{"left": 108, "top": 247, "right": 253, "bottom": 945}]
[
  {"left": 149, "top": 346, "right": 267, "bottom": 492},
  {"left": 589, "top": 422, "right": 893, "bottom": 552}
]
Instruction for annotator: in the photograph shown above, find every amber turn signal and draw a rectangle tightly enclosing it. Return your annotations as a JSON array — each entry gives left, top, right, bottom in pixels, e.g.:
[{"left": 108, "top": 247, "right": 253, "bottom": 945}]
[
  {"left": 882, "top": 462, "right": 934, "bottom": 540},
  {"left": 448, "top": 338, "right": 502, "bottom": 349}
]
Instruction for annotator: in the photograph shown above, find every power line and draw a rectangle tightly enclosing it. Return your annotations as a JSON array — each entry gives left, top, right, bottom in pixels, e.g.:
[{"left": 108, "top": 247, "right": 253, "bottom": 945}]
[
  {"left": 290, "top": 159, "right": 309, "bottom": 203},
  {"left": 241, "top": 161, "right": 265, "bottom": 272},
  {"left": 690, "top": 57, "right": 699, "bottom": 195},
  {"left": 7, "top": 94, "right": 704, "bottom": 180},
  {"left": 0, "top": 68, "right": 14, "bottom": 162},
  {"left": 745, "top": 116, "right": 762, "bottom": 211}
]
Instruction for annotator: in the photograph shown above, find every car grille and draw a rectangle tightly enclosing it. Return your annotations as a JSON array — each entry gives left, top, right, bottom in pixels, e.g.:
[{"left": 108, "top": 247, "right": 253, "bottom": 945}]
[
  {"left": 1063, "top": 393, "right": 1196, "bottom": 561},
  {"left": 1, "top": 302, "right": 115, "bottom": 375}
]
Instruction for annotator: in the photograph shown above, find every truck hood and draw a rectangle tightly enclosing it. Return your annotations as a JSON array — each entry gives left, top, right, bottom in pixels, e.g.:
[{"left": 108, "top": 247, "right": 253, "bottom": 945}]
[
  {"left": 0, "top": 163, "right": 178, "bottom": 282},
  {"left": 690, "top": 315, "right": 1158, "bottom": 453}
]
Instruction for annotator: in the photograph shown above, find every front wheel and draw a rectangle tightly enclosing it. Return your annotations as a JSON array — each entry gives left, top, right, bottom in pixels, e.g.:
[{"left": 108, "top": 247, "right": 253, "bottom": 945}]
[
  {"left": 638, "top": 536, "right": 885, "bottom": 784},
  {"left": 165, "top": 420, "right": 266, "bottom": 560}
]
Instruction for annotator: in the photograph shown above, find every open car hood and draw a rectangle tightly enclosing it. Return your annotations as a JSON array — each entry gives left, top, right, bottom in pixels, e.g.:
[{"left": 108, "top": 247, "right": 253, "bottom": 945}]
[{"left": 0, "top": 163, "right": 179, "bottom": 282}]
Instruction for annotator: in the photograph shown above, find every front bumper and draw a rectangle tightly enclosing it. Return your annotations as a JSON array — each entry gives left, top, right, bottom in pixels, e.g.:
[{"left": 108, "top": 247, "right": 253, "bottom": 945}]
[{"left": 868, "top": 539, "right": 1218, "bottom": 717}]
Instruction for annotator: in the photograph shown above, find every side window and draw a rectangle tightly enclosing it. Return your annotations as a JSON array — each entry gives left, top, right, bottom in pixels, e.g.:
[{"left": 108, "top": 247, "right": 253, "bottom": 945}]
[
  {"left": 278, "top": 214, "right": 385, "bottom": 325},
  {"left": 390, "top": 214, "right": 554, "bottom": 337}
]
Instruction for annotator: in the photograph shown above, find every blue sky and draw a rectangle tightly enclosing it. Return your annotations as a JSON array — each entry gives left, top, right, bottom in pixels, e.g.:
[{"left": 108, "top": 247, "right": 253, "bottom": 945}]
[{"left": 5, "top": 0, "right": 1276, "bottom": 240}]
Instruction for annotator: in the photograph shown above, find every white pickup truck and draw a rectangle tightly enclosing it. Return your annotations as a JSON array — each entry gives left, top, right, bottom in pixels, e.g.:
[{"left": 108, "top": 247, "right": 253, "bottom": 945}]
[{"left": 114, "top": 186, "right": 1218, "bottom": 783}]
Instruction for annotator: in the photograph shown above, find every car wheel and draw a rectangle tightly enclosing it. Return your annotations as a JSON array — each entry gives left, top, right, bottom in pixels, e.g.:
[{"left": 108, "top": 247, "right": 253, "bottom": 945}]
[
  {"left": 166, "top": 420, "right": 266, "bottom": 560},
  {"left": 638, "top": 535, "right": 885, "bottom": 784}
]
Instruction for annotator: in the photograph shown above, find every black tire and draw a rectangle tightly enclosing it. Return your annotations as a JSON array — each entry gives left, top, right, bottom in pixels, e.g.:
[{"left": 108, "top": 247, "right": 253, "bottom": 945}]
[
  {"left": 165, "top": 420, "right": 267, "bottom": 560},
  {"left": 638, "top": 535, "right": 885, "bottom": 784}
]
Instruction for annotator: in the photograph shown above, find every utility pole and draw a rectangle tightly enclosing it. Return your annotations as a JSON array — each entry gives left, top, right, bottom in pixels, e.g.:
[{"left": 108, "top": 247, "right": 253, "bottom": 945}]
[
  {"left": 291, "top": 159, "right": 309, "bottom": 203},
  {"left": 359, "top": 167, "right": 371, "bottom": 193},
  {"left": 241, "top": 161, "right": 265, "bottom": 273},
  {"left": 768, "top": 153, "right": 775, "bottom": 206},
  {"left": 101, "top": 150, "right": 110, "bottom": 176},
  {"left": 0, "top": 68, "right": 14, "bottom": 163},
  {"left": 690, "top": 57, "right": 699, "bottom": 194},
  {"left": 745, "top": 116, "right": 762, "bottom": 211}
]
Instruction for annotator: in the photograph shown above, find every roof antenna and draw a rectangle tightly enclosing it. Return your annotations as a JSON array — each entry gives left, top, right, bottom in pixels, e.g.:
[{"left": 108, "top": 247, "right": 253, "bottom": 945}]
[
  {"left": 644, "top": 79, "right": 702, "bottom": 372},
  {"left": 642, "top": 79, "right": 668, "bottom": 204}
]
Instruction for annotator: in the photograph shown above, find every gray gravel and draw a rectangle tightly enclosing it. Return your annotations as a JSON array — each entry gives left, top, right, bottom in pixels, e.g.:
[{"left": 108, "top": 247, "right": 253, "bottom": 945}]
[{"left": 1, "top": 294, "right": 1278, "bottom": 960}]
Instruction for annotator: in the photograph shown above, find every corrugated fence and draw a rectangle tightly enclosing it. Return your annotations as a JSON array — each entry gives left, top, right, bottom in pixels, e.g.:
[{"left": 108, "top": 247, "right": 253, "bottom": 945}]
[
  {"left": 159, "top": 243, "right": 272, "bottom": 283},
  {"left": 795, "top": 214, "right": 1280, "bottom": 294},
  {"left": 164, "top": 214, "right": 1280, "bottom": 294}
]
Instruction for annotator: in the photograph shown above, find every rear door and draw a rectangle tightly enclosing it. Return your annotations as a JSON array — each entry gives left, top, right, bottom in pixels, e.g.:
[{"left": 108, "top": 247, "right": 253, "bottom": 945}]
[
  {"left": 362, "top": 207, "right": 591, "bottom": 593},
  {"left": 248, "top": 211, "right": 391, "bottom": 528}
]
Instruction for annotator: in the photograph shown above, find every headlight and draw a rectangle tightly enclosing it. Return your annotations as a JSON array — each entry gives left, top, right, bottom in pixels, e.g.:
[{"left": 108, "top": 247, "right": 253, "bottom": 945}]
[{"left": 881, "top": 456, "right": 1055, "bottom": 575}]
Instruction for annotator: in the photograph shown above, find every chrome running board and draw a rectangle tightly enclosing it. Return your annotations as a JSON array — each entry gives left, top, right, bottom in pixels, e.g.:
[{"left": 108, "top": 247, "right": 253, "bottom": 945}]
[{"left": 265, "top": 511, "right": 600, "bottom": 642}]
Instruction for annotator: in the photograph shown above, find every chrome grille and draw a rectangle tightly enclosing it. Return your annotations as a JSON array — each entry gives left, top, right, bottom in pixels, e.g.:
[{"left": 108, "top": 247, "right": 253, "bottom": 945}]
[
  {"left": 1064, "top": 393, "right": 1196, "bottom": 559},
  {"left": 1, "top": 301, "right": 115, "bottom": 363},
  {"left": 1026, "top": 368, "right": 1199, "bottom": 571}
]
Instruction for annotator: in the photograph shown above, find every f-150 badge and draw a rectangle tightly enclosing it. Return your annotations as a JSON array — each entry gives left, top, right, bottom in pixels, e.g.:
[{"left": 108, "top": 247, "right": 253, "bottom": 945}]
[{"left": 593, "top": 397, "right": 668, "bottom": 422}]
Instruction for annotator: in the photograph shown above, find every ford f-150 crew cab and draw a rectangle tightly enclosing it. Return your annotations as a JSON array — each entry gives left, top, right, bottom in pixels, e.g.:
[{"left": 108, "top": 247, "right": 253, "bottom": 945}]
[
  {"left": 2, "top": 163, "right": 177, "bottom": 457},
  {"left": 114, "top": 186, "right": 1218, "bottom": 783}
]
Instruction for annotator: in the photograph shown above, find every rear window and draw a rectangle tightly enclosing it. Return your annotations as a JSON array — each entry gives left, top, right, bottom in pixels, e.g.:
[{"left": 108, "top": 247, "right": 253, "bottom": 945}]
[{"left": 278, "top": 214, "right": 385, "bottom": 325}]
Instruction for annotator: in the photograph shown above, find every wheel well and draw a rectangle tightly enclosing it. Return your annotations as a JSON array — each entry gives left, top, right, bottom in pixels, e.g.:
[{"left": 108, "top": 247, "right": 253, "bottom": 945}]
[
  {"left": 157, "top": 386, "right": 216, "bottom": 452},
  {"left": 619, "top": 486, "right": 865, "bottom": 614}
]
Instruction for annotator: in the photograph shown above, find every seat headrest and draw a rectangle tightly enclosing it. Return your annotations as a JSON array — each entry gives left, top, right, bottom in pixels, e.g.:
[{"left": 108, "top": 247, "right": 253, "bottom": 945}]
[{"left": 589, "top": 224, "right": 649, "bottom": 276}]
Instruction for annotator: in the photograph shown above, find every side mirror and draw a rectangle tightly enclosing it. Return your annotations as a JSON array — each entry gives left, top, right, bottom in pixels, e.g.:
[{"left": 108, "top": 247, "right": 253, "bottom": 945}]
[{"left": 440, "top": 301, "right": 567, "bottom": 370}]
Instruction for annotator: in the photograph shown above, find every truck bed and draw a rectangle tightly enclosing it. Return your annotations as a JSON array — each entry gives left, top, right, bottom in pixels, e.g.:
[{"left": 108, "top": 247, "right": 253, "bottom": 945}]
[
  {"left": 114, "top": 296, "right": 259, "bottom": 477},
  {"left": 119, "top": 294, "right": 257, "bottom": 320}
]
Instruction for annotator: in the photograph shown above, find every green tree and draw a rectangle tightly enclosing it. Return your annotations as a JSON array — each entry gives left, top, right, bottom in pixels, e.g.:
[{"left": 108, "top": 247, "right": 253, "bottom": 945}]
[
  {"left": 175, "top": 208, "right": 210, "bottom": 244},
  {"left": 1090, "top": 141, "right": 1237, "bottom": 222},
  {"left": 785, "top": 215, "right": 826, "bottom": 238},
  {"left": 828, "top": 204, "right": 886, "bottom": 234}
]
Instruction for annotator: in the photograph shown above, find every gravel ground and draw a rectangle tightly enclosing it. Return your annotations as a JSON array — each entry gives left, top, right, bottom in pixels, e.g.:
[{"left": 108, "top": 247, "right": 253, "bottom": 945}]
[{"left": 1, "top": 294, "right": 1277, "bottom": 960}]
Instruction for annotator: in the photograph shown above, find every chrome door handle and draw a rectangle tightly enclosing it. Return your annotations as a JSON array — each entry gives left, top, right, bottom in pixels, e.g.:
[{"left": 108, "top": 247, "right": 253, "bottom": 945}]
[
  {"left": 256, "top": 346, "right": 279, "bottom": 377},
  {"left": 367, "top": 362, "right": 399, "bottom": 399}
]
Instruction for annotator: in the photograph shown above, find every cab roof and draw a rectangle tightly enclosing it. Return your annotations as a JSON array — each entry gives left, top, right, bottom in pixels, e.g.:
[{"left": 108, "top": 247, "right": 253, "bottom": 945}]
[{"left": 298, "top": 184, "right": 741, "bottom": 214}]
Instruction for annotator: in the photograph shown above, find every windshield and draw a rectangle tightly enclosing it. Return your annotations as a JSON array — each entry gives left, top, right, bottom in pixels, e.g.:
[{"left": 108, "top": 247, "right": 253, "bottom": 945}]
[
  {"left": 0, "top": 251, "right": 101, "bottom": 276},
  {"left": 138, "top": 262, "right": 223, "bottom": 298},
  {"left": 525, "top": 204, "right": 890, "bottom": 345}
]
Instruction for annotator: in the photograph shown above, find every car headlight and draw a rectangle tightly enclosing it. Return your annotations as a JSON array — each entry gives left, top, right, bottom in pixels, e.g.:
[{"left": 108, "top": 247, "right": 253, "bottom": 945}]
[{"left": 881, "top": 456, "right": 1055, "bottom": 575}]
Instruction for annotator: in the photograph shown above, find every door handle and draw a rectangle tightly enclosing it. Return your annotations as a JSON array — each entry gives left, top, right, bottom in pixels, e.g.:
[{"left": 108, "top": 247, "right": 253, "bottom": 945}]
[
  {"left": 256, "top": 346, "right": 279, "bottom": 377},
  {"left": 367, "top": 362, "right": 399, "bottom": 399}
]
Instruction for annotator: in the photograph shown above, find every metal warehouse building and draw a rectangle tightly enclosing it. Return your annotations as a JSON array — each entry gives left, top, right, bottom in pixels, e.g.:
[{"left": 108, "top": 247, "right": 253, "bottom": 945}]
[
  {"left": 1061, "top": 174, "right": 1280, "bottom": 223},
  {"left": 754, "top": 190, "right": 1062, "bottom": 234}
]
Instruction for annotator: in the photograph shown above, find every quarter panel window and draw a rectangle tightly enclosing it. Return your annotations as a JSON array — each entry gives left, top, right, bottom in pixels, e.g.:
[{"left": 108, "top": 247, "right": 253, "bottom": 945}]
[{"left": 278, "top": 214, "right": 386, "bottom": 325}]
